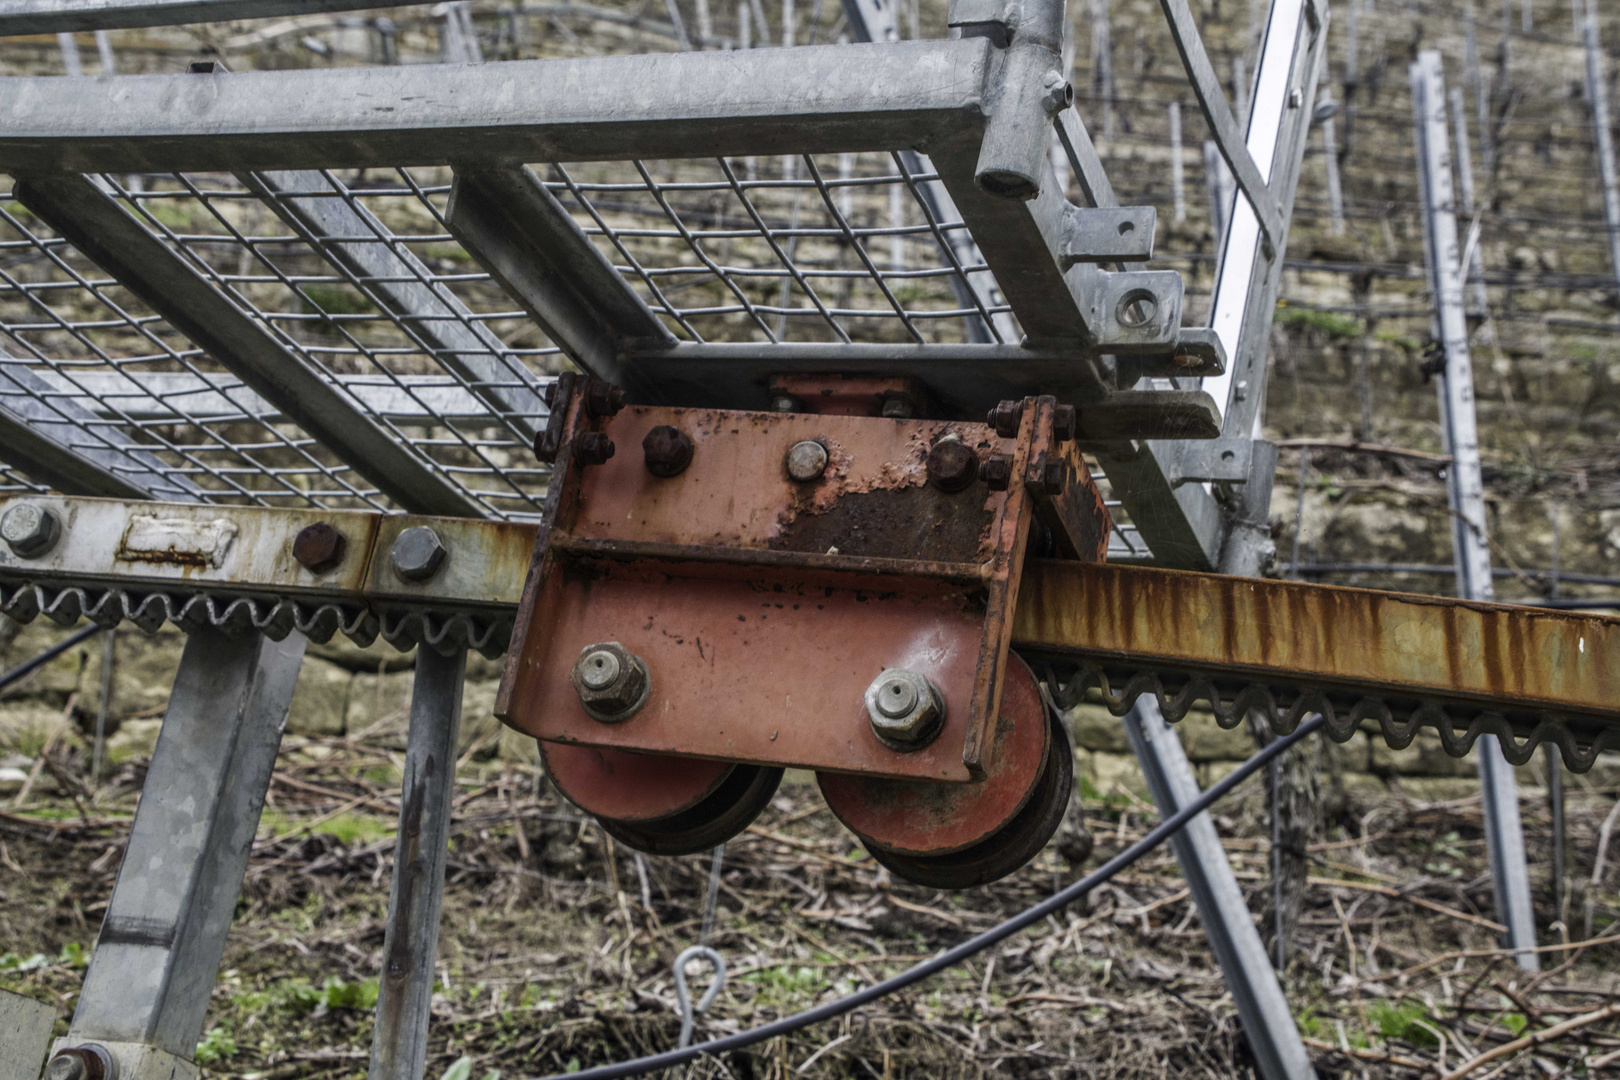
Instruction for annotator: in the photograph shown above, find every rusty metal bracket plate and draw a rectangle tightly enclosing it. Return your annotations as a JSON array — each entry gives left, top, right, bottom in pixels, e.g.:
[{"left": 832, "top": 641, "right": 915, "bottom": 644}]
[{"left": 497, "top": 386, "right": 1110, "bottom": 782}]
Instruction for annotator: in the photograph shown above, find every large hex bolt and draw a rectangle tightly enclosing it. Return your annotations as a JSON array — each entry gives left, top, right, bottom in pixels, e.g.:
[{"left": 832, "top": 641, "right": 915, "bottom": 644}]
[
  {"left": 0, "top": 501, "right": 61, "bottom": 558},
  {"left": 926, "top": 436, "right": 980, "bottom": 493},
  {"left": 785, "top": 439, "right": 829, "bottom": 482},
  {"left": 292, "top": 521, "right": 346, "bottom": 573},
  {"left": 391, "top": 526, "right": 447, "bottom": 582},
  {"left": 584, "top": 377, "right": 626, "bottom": 419},
  {"left": 864, "top": 668, "right": 946, "bottom": 750},
  {"left": 642, "top": 424, "right": 695, "bottom": 478},
  {"left": 570, "top": 642, "right": 652, "bottom": 722},
  {"left": 46, "top": 1045, "right": 118, "bottom": 1080}
]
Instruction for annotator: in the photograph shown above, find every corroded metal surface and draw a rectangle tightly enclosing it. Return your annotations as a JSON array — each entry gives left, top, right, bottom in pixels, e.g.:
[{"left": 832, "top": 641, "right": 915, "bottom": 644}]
[{"left": 1014, "top": 560, "right": 1620, "bottom": 770}]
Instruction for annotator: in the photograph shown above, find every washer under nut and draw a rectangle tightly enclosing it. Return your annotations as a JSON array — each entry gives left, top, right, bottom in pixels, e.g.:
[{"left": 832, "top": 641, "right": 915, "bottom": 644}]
[
  {"left": 570, "top": 642, "right": 652, "bottom": 723},
  {"left": 865, "top": 669, "right": 946, "bottom": 750}
]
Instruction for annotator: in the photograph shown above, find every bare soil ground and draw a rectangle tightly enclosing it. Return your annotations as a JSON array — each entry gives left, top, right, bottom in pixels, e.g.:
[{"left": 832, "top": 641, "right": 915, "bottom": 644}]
[{"left": 3, "top": 726, "right": 1620, "bottom": 1080}]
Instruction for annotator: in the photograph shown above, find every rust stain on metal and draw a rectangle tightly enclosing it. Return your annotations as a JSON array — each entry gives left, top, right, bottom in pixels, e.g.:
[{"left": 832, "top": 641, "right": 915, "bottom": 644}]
[{"left": 1013, "top": 560, "right": 1620, "bottom": 719}]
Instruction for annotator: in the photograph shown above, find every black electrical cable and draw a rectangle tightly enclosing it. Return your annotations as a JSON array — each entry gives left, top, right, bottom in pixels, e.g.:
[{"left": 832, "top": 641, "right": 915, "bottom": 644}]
[
  {"left": 0, "top": 622, "right": 99, "bottom": 693},
  {"left": 531, "top": 712, "right": 1328, "bottom": 1080}
]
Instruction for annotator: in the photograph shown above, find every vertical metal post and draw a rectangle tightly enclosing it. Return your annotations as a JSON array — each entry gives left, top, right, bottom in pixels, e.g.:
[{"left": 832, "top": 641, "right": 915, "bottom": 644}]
[
  {"left": 1204, "top": 141, "right": 1235, "bottom": 246},
  {"left": 1089, "top": 0, "right": 1114, "bottom": 140},
  {"left": 1466, "top": 4, "right": 1494, "bottom": 178},
  {"left": 1449, "top": 86, "right": 1490, "bottom": 315},
  {"left": 93, "top": 29, "right": 114, "bottom": 73},
  {"left": 1321, "top": 105, "right": 1345, "bottom": 236},
  {"left": 1411, "top": 49, "right": 1538, "bottom": 970},
  {"left": 64, "top": 628, "right": 307, "bottom": 1068},
  {"left": 1169, "top": 101, "right": 1187, "bottom": 225},
  {"left": 92, "top": 628, "right": 115, "bottom": 783},
  {"left": 1122, "top": 702, "right": 1313, "bottom": 1080},
  {"left": 1232, "top": 55, "right": 1250, "bottom": 128},
  {"left": 55, "top": 31, "right": 81, "bottom": 74},
  {"left": 369, "top": 646, "right": 467, "bottom": 1080},
  {"left": 1344, "top": 0, "right": 1357, "bottom": 84},
  {"left": 1584, "top": 13, "right": 1620, "bottom": 298}
]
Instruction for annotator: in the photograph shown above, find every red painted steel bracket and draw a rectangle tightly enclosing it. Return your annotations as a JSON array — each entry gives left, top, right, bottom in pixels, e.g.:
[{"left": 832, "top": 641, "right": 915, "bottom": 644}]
[{"left": 496, "top": 375, "right": 1110, "bottom": 783}]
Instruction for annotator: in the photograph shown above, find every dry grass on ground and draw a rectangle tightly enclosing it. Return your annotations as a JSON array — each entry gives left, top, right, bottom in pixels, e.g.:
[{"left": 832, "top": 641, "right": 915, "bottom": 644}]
[{"left": 3, "top": 725, "right": 1620, "bottom": 1079}]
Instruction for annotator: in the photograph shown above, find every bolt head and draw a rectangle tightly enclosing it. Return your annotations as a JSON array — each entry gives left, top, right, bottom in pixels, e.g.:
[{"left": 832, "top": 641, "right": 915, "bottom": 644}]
[
  {"left": 390, "top": 526, "right": 447, "bottom": 582},
  {"left": 584, "top": 377, "right": 626, "bottom": 418},
  {"left": 1053, "top": 404, "right": 1077, "bottom": 443},
  {"left": 880, "top": 395, "right": 916, "bottom": 419},
  {"left": 569, "top": 642, "right": 651, "bottom": 722},
  {"left": 642, "top": 424, "right": 695, "bottom": 478},
  {"left": 926, "top": 436, "right": 980, "bottom": 493},
  {"left": 987, "top": 400, "right": 1023, "bottom": 437},
  {"left": 864, "top": 669, "right": 945, "bottom": 750},
  {"left": 785, "top": 440, "right": 828, "bottom": 483},
  {"left": 1, "top": 501, "right": 61, "bottom": 558},
  {"left": 573, "top": 432, "right": 616, "bottom": 467},
  {"left": 982, "top": 454, "right": 1014, "bottom": 492},
  {"left": 1038, "top": 457, "right": 1071, "bottom": 496},
  {"left": 292, "top": 522, "right": 346, "bottom": 573},
  {"left": 769, "top": 394, "right": 800, "bottom": 413}
]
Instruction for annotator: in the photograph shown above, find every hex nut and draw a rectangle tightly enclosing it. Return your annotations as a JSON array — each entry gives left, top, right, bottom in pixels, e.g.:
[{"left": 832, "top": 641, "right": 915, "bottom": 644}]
[
  {"left": 864, "top": 669, "right": 946, "bottom": 750},
  {"left": 986, "top": 399, "right": 1023, "bottom": 437},
  {"left": 584, "top": 377, "right": 626, "bottom": 418},
  {"left": 46, "top": 1045, "right": 117, "bottom": 1080},
  {"left": 391, "top": 526, "right": 447, "bottom": 582},
  {"left": 785, "top": 440, "right": 829, "bottom": 483},
  {"left": 570, "top": 642, "right": 651, "bottom": 722},
  {"left": 0, "top": 501, "right": 61, "bottom": 558},
  {"left": 642, "top": 424, "right": 695, "bottom": 478},
  {"left": 292, "top": 521, "right": 346, "bottom": 573},
  {"left": 982, "top": 454, "right": 1014, "bottom": 491},
  {"left": 1039, "top": 457, "right": 1071, "bottom": 496},
  {"left": 926, "top": 436, "right": 980, "bottom": 493},
  {"left": 573, "top": 432, "right": 617, "bottom": 466}
]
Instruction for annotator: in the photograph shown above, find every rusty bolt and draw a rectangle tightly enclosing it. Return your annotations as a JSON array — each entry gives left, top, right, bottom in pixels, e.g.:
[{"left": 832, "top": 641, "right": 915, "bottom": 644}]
[
  {"left": 880, "top": 394, "right": 916, "bottom": 420},
  {"left": 1053, "top": 404, "right": 1077, "bottom": 443},
  {"left": 982, "top": 453, "right": 1014, "bottom": 491},
  {"left": 584, "top": 378, "right": 626, "bottom": 419},
  {"left": 642, "top": 424, "right": 694, "bottom": 478},
  {"left": 292, "top": 522, "right": 346, "bottom": 573},
  {"left": 570, "top": 642, "right": 651, "bottom": 722},
  {"left": 390, "top": 526, "right": 447, "bottom": 583},
  {"left": 785, "top": 439, "right": 828, "bottom": 482},
  {"left": 864, "top": 669, "right": 945, "bottom": 750},
  {"left": 1035, "top": 457, "right": 1071, "bottom": 496},
  {"left": 0, "top": 501, "right": 61, "bottom": 559},
  {"left": 573, "top": 432, "right": 617, "bottom": 466},
  {"left": 46, "top": 1046, "right": 116, "bottom": 1080},
  {"left": 926, "top": 436, "right": 980, "bottom": 493},
  {"left": 986, "top": 399, "right": 1023, "bottom": 437}
]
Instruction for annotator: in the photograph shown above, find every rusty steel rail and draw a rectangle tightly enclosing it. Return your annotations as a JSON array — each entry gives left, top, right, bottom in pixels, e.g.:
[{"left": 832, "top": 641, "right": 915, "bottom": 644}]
[
  {"left": 1014, "top": 560, "right": 1620, "bottom": 772},
  {"left": 5, "top": 496, "right": 1620, "bottom": 769}
]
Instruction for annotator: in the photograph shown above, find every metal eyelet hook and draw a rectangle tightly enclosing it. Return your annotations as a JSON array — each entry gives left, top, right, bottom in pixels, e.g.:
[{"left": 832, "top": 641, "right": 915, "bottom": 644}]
[{"left": 673, "top": 945, "right": 727, "bottom": 1049}]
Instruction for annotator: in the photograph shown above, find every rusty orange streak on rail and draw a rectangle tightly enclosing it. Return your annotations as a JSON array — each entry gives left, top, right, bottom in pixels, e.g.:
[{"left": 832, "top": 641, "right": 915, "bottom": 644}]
[{"left": 1011, "top": 560, "right": 1620, "bottom": 718}]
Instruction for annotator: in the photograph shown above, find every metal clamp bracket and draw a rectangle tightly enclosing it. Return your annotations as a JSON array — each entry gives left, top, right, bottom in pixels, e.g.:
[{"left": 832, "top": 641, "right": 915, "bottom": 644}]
[{"left": 1058, "top": 204, "right": 1156, "bottom": 264}]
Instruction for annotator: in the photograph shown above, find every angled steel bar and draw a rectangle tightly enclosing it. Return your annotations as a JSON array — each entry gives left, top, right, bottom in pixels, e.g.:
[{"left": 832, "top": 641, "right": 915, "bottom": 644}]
[
  {"left": 0, "top": 0, "right": 431, "bottom": 33},
  {"left": 369, "top": 645, "right": 467, "bottom": 1080},
  {"left": 1155, "top": 0, "right": 1287, "bottom": 249},
  {"left": 1122, "top": 702, "right": 1313, "bottom": 1080},
  {"left": 13, "top": 173, "right": 483, "bottom": 518},
  {"left": 444, "top": 164, "right": 675, "bottom": 403},
  {"left": 0, "top": 42, "right": 994, "bottom": 174},
  {"left": 240, "top": 169, "right": 549, "bottom": 446},
  {"left": 1411, "top": 49, "right": 1537, "bottom": 969},
  {"left": 0, "top": 356, "right": 191, "bottom": 500},
  {"left": 62, "top": 627, "right": 306, "bottom": 1074}
]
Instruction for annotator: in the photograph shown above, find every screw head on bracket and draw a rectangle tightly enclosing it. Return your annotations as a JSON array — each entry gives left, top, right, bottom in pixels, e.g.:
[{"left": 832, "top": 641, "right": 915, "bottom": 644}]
[
  {"left": 986, "top": 400, "right": 1023, "bottom": 437},
  {"left": 1, "top": 501, "right": 61, "bottom": 559},
  {"left": 46, "top": 1045, "right": 118, "bottom": 1080},
  {"left": 573, "top": 432, "right": 617, "bottom": 467},
  {"left": 570, "top": 642, "right": 651, "bottom": 722},
  {"left": 292, "top": 521, "right": 347, "bottom": 573},
  {"left": 642, "top": 424, "right": 695, "bottom": 478},
  {"left": 864, "top": 668, "right": 946, "bottom": 750},
  {"left": 391, "top": 526, "right": 447, "bottom": 582},
  {"left": 926, "top": 436, "right": 980, "bottom": 493},
  {"left": 785, "top": 440, "right": 829, "bottom": 482},
  {"left": 982, "top": 454, "right": 1014, "bottom": 491}
]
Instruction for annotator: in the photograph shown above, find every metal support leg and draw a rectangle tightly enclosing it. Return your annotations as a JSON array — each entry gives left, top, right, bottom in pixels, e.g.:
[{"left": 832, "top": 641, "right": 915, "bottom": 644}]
[
  {"left": 58, "top": 627, "right": 306, "bottom": 1076},
  {"left": 369, "top": 646, "right": 467, "bottom": 1080},
  {"left": 1122, "top": 698, "right": 1313, "bottom": 1080}
]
